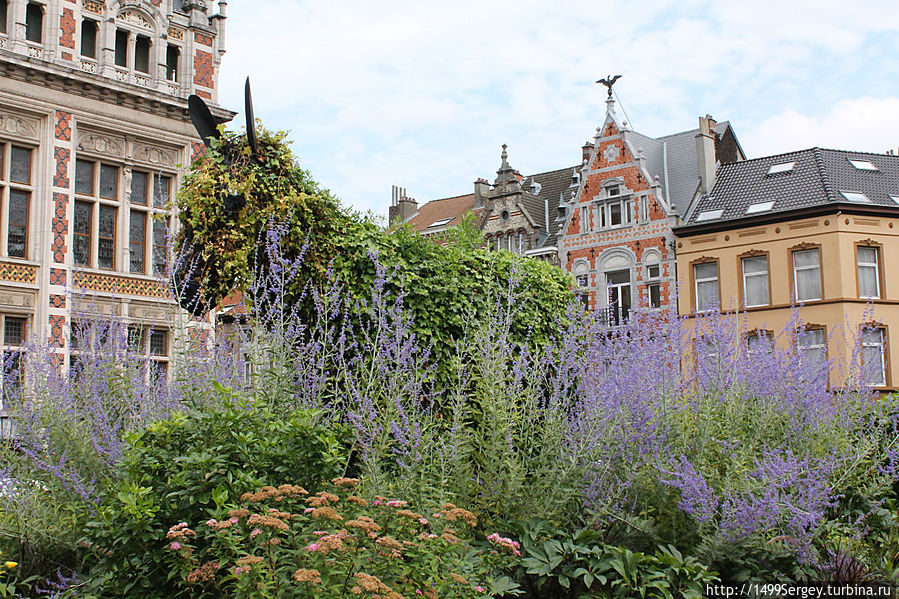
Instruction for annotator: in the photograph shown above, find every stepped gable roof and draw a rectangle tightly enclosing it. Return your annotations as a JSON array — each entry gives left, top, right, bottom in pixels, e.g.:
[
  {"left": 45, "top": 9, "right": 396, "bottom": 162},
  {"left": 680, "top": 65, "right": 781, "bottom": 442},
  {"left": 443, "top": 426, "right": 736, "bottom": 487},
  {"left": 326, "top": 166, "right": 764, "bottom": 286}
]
[
  {"left": 625, "top": 121, "right": 734, "bottom": 219},
  {"left": 679, "top": 148, "right": 899, "bottom": 231},
  {"left": 406, "top": 193, "right": 478, "bottom": 233}
]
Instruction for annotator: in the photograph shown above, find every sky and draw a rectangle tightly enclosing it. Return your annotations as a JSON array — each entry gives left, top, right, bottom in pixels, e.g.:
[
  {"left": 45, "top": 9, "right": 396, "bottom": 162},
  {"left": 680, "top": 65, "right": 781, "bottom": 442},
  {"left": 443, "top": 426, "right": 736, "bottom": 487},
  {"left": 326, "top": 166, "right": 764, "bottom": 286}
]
[{"left": 216, "top": 0, "right": 899, "bottom": 221}]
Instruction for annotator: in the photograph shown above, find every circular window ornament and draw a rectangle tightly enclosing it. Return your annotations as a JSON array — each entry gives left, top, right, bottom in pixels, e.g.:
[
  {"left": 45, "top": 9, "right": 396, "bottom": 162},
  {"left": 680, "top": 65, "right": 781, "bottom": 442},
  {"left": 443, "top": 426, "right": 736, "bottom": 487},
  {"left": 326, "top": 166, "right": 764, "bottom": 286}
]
[{"left": 501, "top": 210, "right": 510, "bottom": 221}]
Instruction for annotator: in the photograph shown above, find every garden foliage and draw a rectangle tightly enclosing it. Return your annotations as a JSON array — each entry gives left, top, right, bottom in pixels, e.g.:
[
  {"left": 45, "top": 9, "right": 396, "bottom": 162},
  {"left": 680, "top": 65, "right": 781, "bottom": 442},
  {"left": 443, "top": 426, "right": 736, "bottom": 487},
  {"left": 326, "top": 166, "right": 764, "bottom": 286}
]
[
  {"left": 175, "top": 126, "right": 573, "bottom": 371},
  {"left": 0, "top": 127, "right": 898, "bottom": 596}
]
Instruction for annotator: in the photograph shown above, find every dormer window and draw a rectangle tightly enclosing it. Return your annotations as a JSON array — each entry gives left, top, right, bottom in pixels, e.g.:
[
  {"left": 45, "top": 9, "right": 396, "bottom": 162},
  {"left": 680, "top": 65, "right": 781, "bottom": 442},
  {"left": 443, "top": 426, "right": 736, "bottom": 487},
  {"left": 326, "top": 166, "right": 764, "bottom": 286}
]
[
  {"left": 767, "top": 162, "right": 795, "bottom": 175},
  {"left": 25, "top": 3, "right": 42, "bottom": 43},
  {"left": 607, "top": 185, "right": 620, "bottom": 197},
  {"left": 848, "top": 159, "right": 878, "bottom": 171}
]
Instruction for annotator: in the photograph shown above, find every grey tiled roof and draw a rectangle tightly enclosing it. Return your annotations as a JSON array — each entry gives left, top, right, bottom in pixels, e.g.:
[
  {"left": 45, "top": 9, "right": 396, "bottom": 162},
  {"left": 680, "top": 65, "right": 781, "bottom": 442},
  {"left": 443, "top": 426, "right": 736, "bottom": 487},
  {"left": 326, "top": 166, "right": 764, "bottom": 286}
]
[
  {"left": 522, "top": 165, "right": 578, "bottom": 248},
  {"left": 626, "top": 121, "right": 733, "bottom": 219},
  {"left": 681, "top": 148, "right": 899, "bottom": 227}
]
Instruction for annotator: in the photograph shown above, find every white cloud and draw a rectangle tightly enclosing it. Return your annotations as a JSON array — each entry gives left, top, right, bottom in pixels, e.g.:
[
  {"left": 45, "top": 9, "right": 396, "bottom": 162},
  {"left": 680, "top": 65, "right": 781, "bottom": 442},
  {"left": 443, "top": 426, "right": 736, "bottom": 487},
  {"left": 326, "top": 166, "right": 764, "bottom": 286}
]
[
  {"left": 742, "top": 97, "right": 899, "bottom": 157},
  {"left": 216, "top": 1, "right": 899, "bottom": 217}
]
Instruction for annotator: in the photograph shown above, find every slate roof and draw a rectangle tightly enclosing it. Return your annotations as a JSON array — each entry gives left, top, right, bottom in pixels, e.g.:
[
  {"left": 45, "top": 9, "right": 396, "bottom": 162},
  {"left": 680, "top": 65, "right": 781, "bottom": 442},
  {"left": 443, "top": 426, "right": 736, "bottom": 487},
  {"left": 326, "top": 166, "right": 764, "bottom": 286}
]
[
  {"left": 406, "top": 193, "right": 479, "bottom": 232},
  {"left": 408, "top": 166, "right": 578, "bottom": 249},
  {"left": 522, "top": 165, "right": 578, "bottom": 249},
  {"left": 626, "top": 121, "right": 734, "bottom": 218},
  {"left": 680, "top": 148, "right": 899, "bottom": 229}
]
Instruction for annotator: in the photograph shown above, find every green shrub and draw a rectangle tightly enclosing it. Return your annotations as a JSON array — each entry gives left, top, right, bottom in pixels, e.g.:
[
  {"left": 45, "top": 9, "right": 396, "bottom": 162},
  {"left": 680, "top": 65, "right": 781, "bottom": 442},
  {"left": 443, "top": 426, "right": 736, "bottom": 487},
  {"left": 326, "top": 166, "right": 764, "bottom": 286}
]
[
  {"left": 73, "top": 383, "right": 349, "bottom": 598},
  {"left": 515, "top": 520, "right": 717, "bottom": 599},
  {"left": 161, "top": 480, "right": 515, "bottom": 598}
]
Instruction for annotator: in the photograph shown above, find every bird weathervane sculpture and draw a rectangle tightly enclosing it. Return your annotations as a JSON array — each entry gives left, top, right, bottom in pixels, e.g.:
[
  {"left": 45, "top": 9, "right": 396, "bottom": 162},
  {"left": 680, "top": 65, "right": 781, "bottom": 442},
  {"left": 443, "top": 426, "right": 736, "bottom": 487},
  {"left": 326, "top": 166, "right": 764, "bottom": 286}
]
[{"left": 596, "top": 74, "right": 622, "bottom": 99}]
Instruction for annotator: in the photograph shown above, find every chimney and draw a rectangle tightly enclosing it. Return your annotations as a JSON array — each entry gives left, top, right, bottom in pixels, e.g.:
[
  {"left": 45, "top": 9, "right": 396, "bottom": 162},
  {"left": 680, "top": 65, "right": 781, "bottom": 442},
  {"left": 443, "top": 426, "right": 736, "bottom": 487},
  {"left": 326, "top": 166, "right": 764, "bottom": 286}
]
[
  {"left": 473, "top": 178, "right": 490, "bottom": 208},
  {"left": 388, "top": 185, "right": 418, "bottom": 226},
  {"left": 695, "top": 114, "right": 718, "bottom": 194},
  {"left": 581, "top": 141, "right": 594, "bottom": 164}
]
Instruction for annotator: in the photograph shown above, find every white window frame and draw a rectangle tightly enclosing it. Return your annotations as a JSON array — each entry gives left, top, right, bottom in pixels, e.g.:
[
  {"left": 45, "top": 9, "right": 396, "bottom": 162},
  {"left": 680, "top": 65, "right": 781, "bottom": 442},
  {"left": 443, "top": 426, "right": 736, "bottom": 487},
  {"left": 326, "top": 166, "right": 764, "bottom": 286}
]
[
  {"left": 792, "top": 248, "right": 822, "bottom": 302},
  {"left": 741, "top": 255, "right": 770, "bottom": 308},
  {"left": 861, "top": 327, "right": 887, "bottom": 387},
  {"left": 857, "top": 245, "right": 881, "bottom": 299},
  {"left": 693, "top": 261, "right": 719, "bottom": 312},
  {"left": 797, "top": 327, "right": 827, "bottom": 368}
]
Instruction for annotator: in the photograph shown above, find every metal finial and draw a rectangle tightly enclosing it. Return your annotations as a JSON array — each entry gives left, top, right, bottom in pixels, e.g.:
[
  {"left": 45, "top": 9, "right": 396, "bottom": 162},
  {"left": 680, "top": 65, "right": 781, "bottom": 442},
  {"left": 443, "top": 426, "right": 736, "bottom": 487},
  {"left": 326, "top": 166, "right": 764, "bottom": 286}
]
[{"left": 596, "top": 74, "right": 622, "bottom": 99}]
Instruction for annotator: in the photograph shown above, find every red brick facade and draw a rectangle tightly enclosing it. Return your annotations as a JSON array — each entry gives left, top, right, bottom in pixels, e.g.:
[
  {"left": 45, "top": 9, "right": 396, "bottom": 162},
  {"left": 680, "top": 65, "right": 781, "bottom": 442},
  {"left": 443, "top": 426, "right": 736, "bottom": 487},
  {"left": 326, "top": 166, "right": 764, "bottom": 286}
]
[
  {"left": 193, "top": 50, "right": 214, "bottom": 89},
  {"left": 58, "top": 8, "right": 76, "bottom": 53},
  {"left": 560, "top": 107, "right": 677, "bottom": 315}
]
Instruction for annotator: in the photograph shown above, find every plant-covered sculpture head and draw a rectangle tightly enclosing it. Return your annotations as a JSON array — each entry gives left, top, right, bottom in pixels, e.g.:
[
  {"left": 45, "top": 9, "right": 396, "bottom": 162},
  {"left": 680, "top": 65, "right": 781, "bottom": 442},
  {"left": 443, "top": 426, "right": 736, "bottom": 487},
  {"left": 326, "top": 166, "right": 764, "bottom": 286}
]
[{"left": 176, "top": 80, "right": 347, "bottom": 315}]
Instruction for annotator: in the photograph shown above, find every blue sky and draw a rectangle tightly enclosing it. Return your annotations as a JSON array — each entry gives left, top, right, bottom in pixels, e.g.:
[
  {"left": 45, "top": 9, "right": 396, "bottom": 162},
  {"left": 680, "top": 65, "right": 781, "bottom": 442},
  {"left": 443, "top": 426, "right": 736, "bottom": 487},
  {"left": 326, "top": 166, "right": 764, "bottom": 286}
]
[{"left": 216, "top": 0, "right": 899, "bottom": 220}]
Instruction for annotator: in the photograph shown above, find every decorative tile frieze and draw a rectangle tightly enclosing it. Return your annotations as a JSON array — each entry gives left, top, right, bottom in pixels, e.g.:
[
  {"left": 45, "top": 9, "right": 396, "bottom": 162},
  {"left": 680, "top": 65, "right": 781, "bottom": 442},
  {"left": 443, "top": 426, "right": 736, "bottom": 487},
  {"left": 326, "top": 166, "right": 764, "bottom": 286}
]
[
  {"left": 83, "top": 0, "right": 104, "bottom": 15},
  {"left": 73, "top": 271, "right": 168, "bottom": 298},
  {"left": 0, "top": 262, "right": 37, "bottom": 285}
]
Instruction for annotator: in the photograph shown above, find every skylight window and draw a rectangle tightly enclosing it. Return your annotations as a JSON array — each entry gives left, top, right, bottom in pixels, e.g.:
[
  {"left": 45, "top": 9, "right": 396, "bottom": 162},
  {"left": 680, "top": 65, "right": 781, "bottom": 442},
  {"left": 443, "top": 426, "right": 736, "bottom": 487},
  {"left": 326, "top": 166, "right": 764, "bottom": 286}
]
[
  {"left": 889, "top": 195, "right": 899, "bottom": 205},
  {"left": 840, "top": 191, "right": 871, "bottom": 203},
  {"left": 745, "top": 201, "right": 775, "bottom": 214},
  {"left": 428, "top": 217, "right": 453, "bottom": 228},
  {"left": 848, "top": 159, "right": 878, "bottom": 171},
  {"left": 696, "top": 209, "right": 724, "bottom": 222},
  {"left": 767, "top": 162, "right": 795, "bottom": 175}
]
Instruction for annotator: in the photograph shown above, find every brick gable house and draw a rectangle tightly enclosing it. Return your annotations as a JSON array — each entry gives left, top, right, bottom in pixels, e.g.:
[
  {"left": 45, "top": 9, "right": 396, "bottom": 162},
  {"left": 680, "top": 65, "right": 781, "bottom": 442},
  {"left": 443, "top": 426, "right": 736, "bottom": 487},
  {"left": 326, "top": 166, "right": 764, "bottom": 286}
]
[{"left": 560, "top": 99, "right": 743, "bottom": 322}]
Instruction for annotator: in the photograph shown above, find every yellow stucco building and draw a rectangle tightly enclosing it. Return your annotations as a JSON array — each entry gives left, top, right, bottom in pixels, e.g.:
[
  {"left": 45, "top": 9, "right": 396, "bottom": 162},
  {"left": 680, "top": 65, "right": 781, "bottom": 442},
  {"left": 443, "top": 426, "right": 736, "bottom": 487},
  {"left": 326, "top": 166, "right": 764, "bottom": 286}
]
[{"left": 674, "top": 147, "right": 899, "bottom": 390}]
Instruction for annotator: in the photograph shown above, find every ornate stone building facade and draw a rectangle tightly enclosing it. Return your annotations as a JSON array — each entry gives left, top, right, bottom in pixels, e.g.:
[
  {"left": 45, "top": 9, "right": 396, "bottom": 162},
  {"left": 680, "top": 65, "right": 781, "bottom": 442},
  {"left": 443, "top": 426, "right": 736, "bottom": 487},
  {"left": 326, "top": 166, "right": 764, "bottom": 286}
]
[{"left": 0, "top": 0, "right": 231, "bottom": 425}]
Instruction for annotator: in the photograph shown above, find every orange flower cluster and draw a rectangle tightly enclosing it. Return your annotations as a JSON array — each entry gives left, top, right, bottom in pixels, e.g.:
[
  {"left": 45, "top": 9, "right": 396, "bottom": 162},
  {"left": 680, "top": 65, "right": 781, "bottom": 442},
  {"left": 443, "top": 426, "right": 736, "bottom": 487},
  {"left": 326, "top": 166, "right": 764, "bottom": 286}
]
[
  {"left": 375, "top": 536, "right": 403, "bottom": 551},
  {"left": 331, "top": 477, "right": 359, "bottom": 489},
  {"left": 346, "top": 495, "right": 369, "bottom": 506},
  {"left": 442, "top": 507, "right": 477, "bottom": 527},
  {"left": 228, "top": 508, "right": 251, "bottom": 519},
  {"left": 310, "top": 506, "right": 343, "bottom": 521},
  {"left": 347, "top": 515, "right": 382, "bottom": 534},
  {"left": 293, "top": 568, "right": 322, "bottom": 584},
  {"left": 186, "top": 561, "right": 218, "bottom": 584},
  {"left": 235, "top": 555, "right": 264, "bottom": 567},
  {"left": 240, "top": 484, "right": 308, "bottom": 503},
  {"left": 166, "top": 522, "right": 197, "bottom": 540},
  {"left": 247, "top": 513, "right": 289, "bottom": 531}
]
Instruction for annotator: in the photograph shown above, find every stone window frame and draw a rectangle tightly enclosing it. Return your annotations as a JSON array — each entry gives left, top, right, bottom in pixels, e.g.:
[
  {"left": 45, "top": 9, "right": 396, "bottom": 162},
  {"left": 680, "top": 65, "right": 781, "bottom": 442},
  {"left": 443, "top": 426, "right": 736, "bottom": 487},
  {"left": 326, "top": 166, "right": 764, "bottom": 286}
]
[
  {"left": 0, "top": 0, "right": 9, "bottom": 37},
  {"left": 79, "top": 16, "right": 100, "bottom": 60},
  {"left": 74, "top": 156, "right": 122, "bottom": 270},
  {"left": 0, "top": 313, "right": 27, "bottom": 412},
  {"left": 127, "top": 169, "right": 173, "bottom": 276},
  {"left": 0, "top": 140, "right": 35, "bottom": 261},
  {"left": 592, "top": 179, "right": 635, "bottom": 231},
  {"left": 642, "top": 248, "right": 662, "bottom": 309},
  {"left": 25, "top": 1, "right": 44, "bottom": 45},
  {"left": 127, "top": 324, "right": 171, "bottom": 382},
  {"left": 110, "top": 6, "right": 167, "bottom": 83}
]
